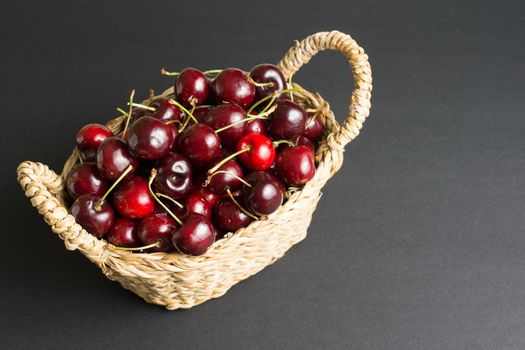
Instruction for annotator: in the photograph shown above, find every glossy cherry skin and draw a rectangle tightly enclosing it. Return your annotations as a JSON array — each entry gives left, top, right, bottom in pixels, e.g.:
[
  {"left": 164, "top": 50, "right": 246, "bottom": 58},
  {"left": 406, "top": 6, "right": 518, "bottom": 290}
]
[
  {"left": 113, "top": 176, "right": 155, "bottom": 219},
  {"left": 175, "top": 68, "right": 209, "bottom": 106},
  {"left": 128, "top": 116, "right": 174, "bottom": 160},
  {"left": 185, "top": 193, "right": 212, "bottom": 219},
  {"left": 76, "top": 123, "right": 112, "bottom": 150},
  {"left": 168, "top": 124, "right": 180, "bottom": 151},
  {"left": 66, "top": 162, "right": 109, "bottom": 199},
  {"left": 275, "top": 145, "right": 316, "bottom": 186},
  {"left": 189, "top": 186, "right": 219, "bottom": 207},
  {"left": 153, "top": 152, "right": 192, "bottom": 199},
  {"left": 213, "top": 198, "right": 253, "bottom": 232},
  {"left": 138, "top": 213, "right": 177, "bottom": 252},
  {"left": 179, "top": 124, "right": 221, "bottom": 164},
  {"left": 172, "top": 214, "right": 216, "bottom": 256},
  {"left": 150, "top": 98, "right": 183, "bottom": 122},
  {"left": 193, "top": 106, "right": 211, "bottom": 123},
  {"left": 96, "top": 137, "right": 139, "bottom": 181},
  {"left": 303, "top": 113, "right": 324, "bottom": 141},
  {"left": 268, "top": 100, "right": 307, "bottom": 140},
  {"left": 245, "top": 118, "right": 267, "bottom": 135},
  {"left": 236, "top": 133, "right": 275, "bottom": 171},
  {"left": 205, "top": 158, "right": 244, "bottom": 194},
  {"left": 107, "top": 218, "right": 141, "bottom": 248},
  {"left": 79, "top": 147, "right": 97, "bottom": 162},
  {"left": 295, "top": 136, "right": 315, "bottom": 154},
  {"left": 70, "top": 193, "right": 115, "bottom": 238},
  {"left": 205, "top": 103, "right": 246, "bottom": 146},
  {"left": 242, "top": 171, "right": 284, "bottom": 216},
  {"left": 249, "top": 64, "right": 287, "bottom": 100},
  {"left": 212, "top": 68, "right": 255, "bottom": 108}
]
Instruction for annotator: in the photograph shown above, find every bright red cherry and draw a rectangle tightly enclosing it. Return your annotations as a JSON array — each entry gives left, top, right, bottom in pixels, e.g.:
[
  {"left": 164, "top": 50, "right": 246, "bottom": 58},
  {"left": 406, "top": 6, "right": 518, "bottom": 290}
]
[
  {"left": 107, "top": 218, "right": 141, "bottom": 248},
  {"left": 212, "top": 68, "right": 255, "bottom": 108},
  {"left": 245, "top": 119, "right": 267, "bottom": 135},
  {"left": 172, "top": 214, "right": 216, "bottom": 256},
  {"left": 249, "top": 64, "right": 287, "bottom": 100},
  {"left": 76, "top": 123, "right": 112, "bottom": 150},
  {"left": 275, "top": 145, "right": 315, "bottom": 186},
  {"left": 150, "top": 98, "right": 183, "bottom": 122},
  {"left": 205, "top": 103, "right": 246, "bottom": 146},
  {"left": 242, "top": 171, "right": 284, "bottom": 216},
  {"left": 113, "top": 176, "right": 155, "bottom": 219},
  {"left": 70, "top": 193, "right": 115, "bottom": 238},
  {"left": 184, "top": 193, "right": 212, "bottom": 219},
  {"left": 268, "top": 100, "right": 307, "bottom": 140},
  {"left": 179, "top": 124, "right": 221, "bottom": 164},
  {"left": 138, "top": 213, "right": 177, "bottom": 252},
  {"left": 303, "top": 113, "right": 324, "bottom": 141},
  {"left": 66, "top": 162, "right": 109, "bottom": 199},
  {"left": 96, "top": 137, "right": 139, "bottom": 181},
  {"left": 153, "top": 152, "right": 192, "bottom": 199},
  {"left": 205, "top": 158, "right": 244, "bottom": 194},
  {"left": 128, "top": 116, "right": 174, "bottom": 160},
  {"left": 213, "top": 198, "right": 253, "bottom": 232},
  {"left": 175, "top": 68, "right": 210, "bottom": 106},
  {"left": 236, "top": 133, "right": 275, "bottom": 171}
]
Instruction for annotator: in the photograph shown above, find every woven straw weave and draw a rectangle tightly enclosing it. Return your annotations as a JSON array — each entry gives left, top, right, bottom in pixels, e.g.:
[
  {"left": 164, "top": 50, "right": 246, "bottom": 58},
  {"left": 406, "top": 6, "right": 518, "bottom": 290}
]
[{"left": 16, "top": 31, "right": 372, "bottom": 310}]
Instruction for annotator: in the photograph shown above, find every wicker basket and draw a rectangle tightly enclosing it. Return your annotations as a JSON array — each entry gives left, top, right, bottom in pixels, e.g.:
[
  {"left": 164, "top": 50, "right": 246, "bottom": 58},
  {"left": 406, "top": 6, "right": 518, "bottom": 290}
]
[{"left": 16, "top": 31, "right": 372, "bottom": 310}]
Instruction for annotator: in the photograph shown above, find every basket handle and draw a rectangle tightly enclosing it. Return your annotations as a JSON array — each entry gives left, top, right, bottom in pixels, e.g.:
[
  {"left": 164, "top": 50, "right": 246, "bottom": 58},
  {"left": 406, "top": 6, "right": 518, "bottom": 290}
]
[
  {"left": 277, "top": 30, "right": 372, "bottom": 150},
  {"left": 16, "top": 161, "right": 108, "bottom": 265}
]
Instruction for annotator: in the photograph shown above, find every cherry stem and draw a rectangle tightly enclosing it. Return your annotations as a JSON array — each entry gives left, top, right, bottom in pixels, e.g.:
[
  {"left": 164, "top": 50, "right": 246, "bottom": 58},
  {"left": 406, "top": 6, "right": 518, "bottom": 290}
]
[
  {"left": 204, "top": 170, "right": 252, "bottom": 188},
  {"left": 305, "top": 112, "right": 319, "bottom": 129},
  {"left": 148, "top": 169, "right": 183, "bottom": 226},
  {"left": 148, "top": 89, "right": 155, "bottom": 102},
  {"left": 246, "top": 75, "right": 275, "bottom": 88},
  {"left": 77, "top": 148, "right": 84, "bottom": 164},
  {"left": 194, "top": 104, "right": 213, "bottom": 110},
  {"left": 246, "top": 88, "right": 299, "bottom": 114},
  {"left": 214, "top": 114, "right": 268, "bottom": 134},
  {"left": 111, "top": 241, "right": 160, "bottom": 251},
  {"left": 226, "top": 187, "right": 258, "bottom": 220},
  {"left": 247, "top": 103, "right": 277, "bottom": 119},
  {"left": 96, "top": 165, "right": 133, "bottom": 210},
  {"left": 207, "top": 148, "right": 250, "bottom": 175},
  {"left": 169, "top": 99, "right": 199, "bottom": 125},
  {"left": 160, "top": 67, "right": 179, "bottom": 76},
  {"left": 203, "top": 69, "right": 222, "bottom": 76},
  {"left": 273, "top": 140, "right": 295, "bottom": 147},
  {"left": 121, "top": 89, "right": 135, "bottom": 138},
  {"left": 128, "top": 102, "right": 155, "bottom": 111},
  {"left": 287, "top": 76, "right": 295, "bottom": 102},
  {"left": 155, "top": 192, "right": 184, "bottom": 209}
]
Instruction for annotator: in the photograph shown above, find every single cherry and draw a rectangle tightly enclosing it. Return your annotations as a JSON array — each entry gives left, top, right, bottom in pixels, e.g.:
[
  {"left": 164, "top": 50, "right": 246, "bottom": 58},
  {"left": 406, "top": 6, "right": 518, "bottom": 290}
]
[
  {"left": 113, "top": 176, "right": 155, "bottom": 219},
  {"left": 138, "top": 213, "right": 177, "bottom": 252},
  {"left": 70, "top": 193, "right": 115, "bottom": 237},
  {"left": 172, "top": 214, "right": 216, "bottom": 256},
  {"left": 303, "top": 113, "right": 324, "bottom": 141},
  {"left": 107, "top": 218, "right": 141, "bottom": 248},
  {"left": 236, "top": 133, "right": 275, "bottom": 171},
  {"left": 213, "top": 198, "right": 253, "bottom": 232},
  {"left": 205, "top": 103, "right": 246, "bottom": 146},
  {"left": 76, "top": 123, "right": 112, "bottom": 150},
  {"left": 66, "top": 162, "right": 109, "bottom": 199},
  {"left": 128, "top": 116, "right": 174, "bottom": 160},
  {"left": 175, "top": 68, "right": 209, "bottom": 106},
  {"left": 179, "top": 124, "right": 221, "bottom": 164},
  {"left": 184, "top": 192, "right": 212, "bottom": 219},
  {"left": 212, "top": 68, "right": 255, "bottom": 108},
  {"left": 275, "top": 145, "right": 316, "bottom": 186},
  {"left": 245, "top": 118, "right": 267, "bottom": 135},
  {"left": 96, "top": 136, "right": 139, "bottom": 181},
  {"left": 150, "top": 98, "right": 183, "bottom": 122},
  {"left": 249, "top": 64, "right": 287, "bottom": 100},
  {"left": 268, "top": 100, "right": 307, "bottom": 140},
  {"left": 153, "top": 152, "right": 192, "bottom": 199},
  {"left": 242, "top": 171, "right": 284, "bottom": 216},
  {"left": 205, "top": 158, "right": 244, "bottom": 194}
]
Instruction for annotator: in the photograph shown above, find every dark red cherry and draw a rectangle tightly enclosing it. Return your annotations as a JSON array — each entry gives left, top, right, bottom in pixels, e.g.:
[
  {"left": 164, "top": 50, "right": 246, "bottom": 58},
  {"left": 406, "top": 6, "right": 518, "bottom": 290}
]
[
  {"left": 70, "top": 193, "right": 115, "bottom": 238},
  {"left": 179, "top": 124, "right": 221, "bottom": 164},
  {"left": 184, "top": 193, "right": 212, "bottom": 219},
  {"left": 150, "top": 98, "right": 183, "bottom": 122},
  {"left": 245, "top": 118, "right": 267, "bottom": 135},
  {"left": 249, "top": 64, "right": 287, "bottom": 100},
  {"left": 189, "top": 186, "right": 219, "bottom": 207},
  {"left": 275, "top": 145, "right": 315, "bottom": 186},
  {"left": 236, "top": 133, "right": 275, "bottom": 171},
  {"left": 107, "top": 218, "right": 140, "bottom": 248},
  {"left": 193, "top": 106, "right": 211, "bottom": 123},
  {"left": 268, "top": 100, "right": 307, "bottom": 140},
  {"left": 205, "top": 103, "right": 246, "bottom": 146},
  {"left": 66, "top": 162, "right": 109, "bottom": 199},
  {"left": 205, "top": 158, "right": 244, "bottom": 194},
  {"left": 79, "top": 147, "right": 97, "bottom": 162},
  {"left": 153, "top": 152, "right": 192, "bottom": 199},
  {"left": 212, "top": 68, "right": 255, "bottom": 108},
  {"left": 172, "top": 214, "right": 216, "bottom": 256},
  {"left": 213, "top": 198, "right": 253, "bottom": 232},
  {"left": 242, "top": 171, "right": 284, "bottom": 216},
  {"left": 113, "top": 176, "right": 155, "bottom": 219},
  {"left": 175, "top": 68, "right": 209, "bottom": 106},
  {"left": 303, "top": 113, "right": 324, "bottom": 141},
  {"left": 167, "top": 124, "right": 180, "bottom": 151},
  {"left": 128, "top": 116, "right": 174, "bottom": 160},
  {"left": 295, "top": 136, "right": 315, "bottom": 154},
  {"left": 76, "top": 123, "right": 112, "bottom": 150},
  {"left": 138, "top": 213, "right": 177, "bottom": 252},
  {"left": 96, "top": 137, "right": 139, "bottom": 181}
]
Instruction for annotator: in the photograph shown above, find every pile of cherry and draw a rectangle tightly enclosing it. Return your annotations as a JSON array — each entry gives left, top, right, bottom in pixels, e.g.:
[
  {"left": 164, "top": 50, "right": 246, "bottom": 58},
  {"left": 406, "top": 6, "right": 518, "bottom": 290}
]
[{"left": 67, "top": 64, "right": 324, "bottom": 256}]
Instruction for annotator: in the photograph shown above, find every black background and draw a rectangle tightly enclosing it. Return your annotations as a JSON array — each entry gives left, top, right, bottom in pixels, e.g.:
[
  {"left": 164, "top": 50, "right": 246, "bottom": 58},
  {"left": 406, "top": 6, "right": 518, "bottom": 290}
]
[{"left": 2, "top": 1, "right": 524, "bottom": 349}]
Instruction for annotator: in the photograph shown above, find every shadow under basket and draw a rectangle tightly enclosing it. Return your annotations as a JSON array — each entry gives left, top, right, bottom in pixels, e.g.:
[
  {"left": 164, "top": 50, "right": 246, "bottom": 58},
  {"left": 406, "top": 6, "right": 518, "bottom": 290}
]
[{"left": 16, "top": 31, "right": 372, "bottom": 310}]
